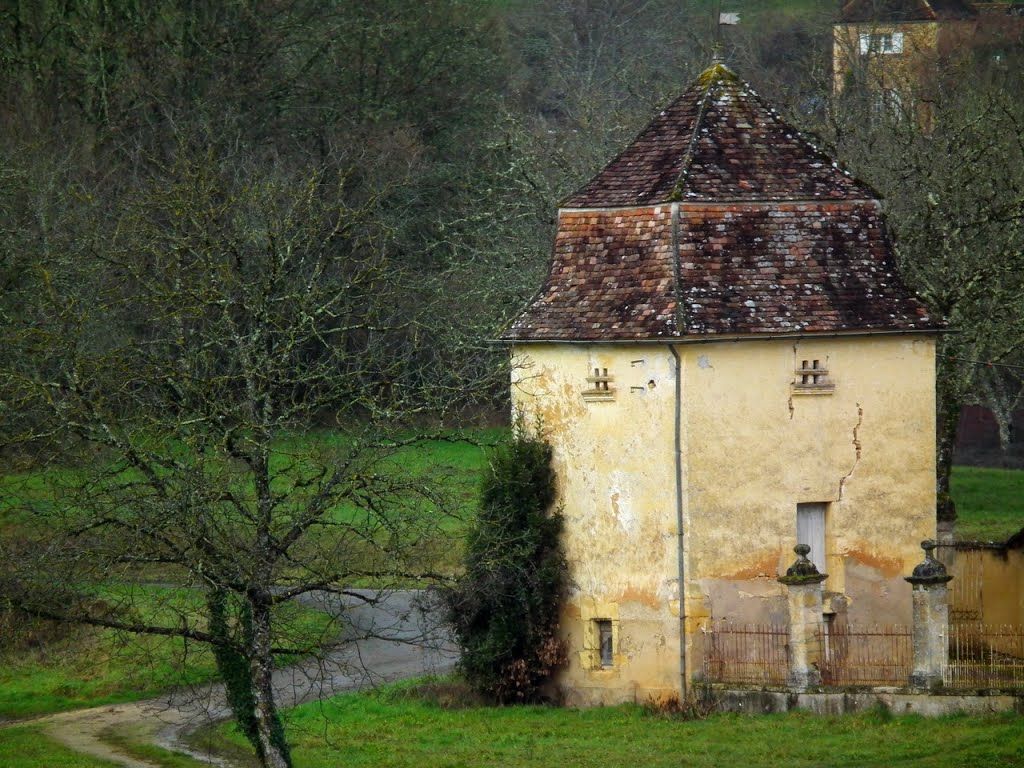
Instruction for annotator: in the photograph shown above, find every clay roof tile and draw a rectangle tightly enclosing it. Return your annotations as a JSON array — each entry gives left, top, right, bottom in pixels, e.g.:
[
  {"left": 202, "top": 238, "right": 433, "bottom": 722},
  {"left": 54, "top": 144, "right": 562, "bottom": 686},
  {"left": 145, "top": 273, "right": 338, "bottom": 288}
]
[{"left": 504, "top": 63, "right": 944, "bottom": 342}]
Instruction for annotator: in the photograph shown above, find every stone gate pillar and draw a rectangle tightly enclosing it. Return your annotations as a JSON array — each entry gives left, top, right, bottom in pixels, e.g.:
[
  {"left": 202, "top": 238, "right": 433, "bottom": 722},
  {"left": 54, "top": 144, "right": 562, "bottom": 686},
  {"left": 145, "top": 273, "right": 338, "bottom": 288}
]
[
  {"left": 905, "top": 539, "right": 953, "bottom": 690},
  {"left": 778, "top": 544, "right": 827, "bottom": 690}
]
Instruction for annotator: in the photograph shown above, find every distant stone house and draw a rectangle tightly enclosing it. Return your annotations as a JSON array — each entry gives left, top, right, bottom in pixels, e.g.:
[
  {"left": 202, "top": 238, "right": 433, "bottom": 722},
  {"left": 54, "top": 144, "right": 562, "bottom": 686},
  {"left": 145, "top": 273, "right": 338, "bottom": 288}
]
[
  {"left": 833, "top": 0, "right": 1024, "bottom": 121},
  {"left": 503, "top": 62, "right": 943, "bottom": 706}
]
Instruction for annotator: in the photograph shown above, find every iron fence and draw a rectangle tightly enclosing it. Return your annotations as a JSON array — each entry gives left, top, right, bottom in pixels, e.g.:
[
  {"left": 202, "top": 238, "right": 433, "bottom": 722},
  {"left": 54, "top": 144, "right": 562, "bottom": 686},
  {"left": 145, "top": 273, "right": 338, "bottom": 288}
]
[
  {"left": 701, "top": 622, "right": 788, "bottom": 685},
  {"left": 701, "top": 622, "right": 913, "bottom": 687},
  {"left": 702, "top": 620, "right": 1024, "bottom": 691},
  {"left": 945, "top": 623, "right": 1024, "bottom": 690},
  {"left": 819, "top": 623, "right": 911, "bottom": 686}
]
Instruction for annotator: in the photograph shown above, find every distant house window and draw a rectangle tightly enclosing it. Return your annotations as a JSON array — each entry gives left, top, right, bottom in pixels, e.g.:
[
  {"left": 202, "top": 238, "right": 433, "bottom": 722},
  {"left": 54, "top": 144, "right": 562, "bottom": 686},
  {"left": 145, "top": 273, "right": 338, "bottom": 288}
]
[
  {"left": 792, "top": 359, "right": 834, "bottom": 395},
  {"left": 596, "top": 619, "right": 614, "bottom": 667},
  {"left": 583, "top": 367, "right": 615, "bottom": 401},
  {"left": 873, "top": 88, "right": 904, "bottom": 120},
  {"left": 797, "top": 502, "right": 828, "bottom": 575},
  {"left": 859, "top": 31, "right": 903, "bottom": 55}
]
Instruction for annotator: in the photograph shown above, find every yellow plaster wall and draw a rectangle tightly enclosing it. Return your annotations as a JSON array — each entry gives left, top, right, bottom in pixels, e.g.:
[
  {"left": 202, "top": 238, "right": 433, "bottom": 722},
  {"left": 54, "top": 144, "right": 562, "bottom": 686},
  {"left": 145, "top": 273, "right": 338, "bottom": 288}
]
[
  {"left": 511, "top": 334, "right": 936, "bottom": 700},
  {"left": 680, "top": 336, "right": 936, "bottom": 656},
  {"left": 512, "top": 344, "right": 682, "bottom": 706}
]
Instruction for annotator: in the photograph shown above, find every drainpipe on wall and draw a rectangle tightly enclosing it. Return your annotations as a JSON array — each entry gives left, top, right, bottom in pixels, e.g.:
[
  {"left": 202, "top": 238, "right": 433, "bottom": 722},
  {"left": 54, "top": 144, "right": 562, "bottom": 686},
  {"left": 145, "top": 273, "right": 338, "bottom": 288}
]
[{"left": 669, "top": 344, "right": 687, "bottom": 698}]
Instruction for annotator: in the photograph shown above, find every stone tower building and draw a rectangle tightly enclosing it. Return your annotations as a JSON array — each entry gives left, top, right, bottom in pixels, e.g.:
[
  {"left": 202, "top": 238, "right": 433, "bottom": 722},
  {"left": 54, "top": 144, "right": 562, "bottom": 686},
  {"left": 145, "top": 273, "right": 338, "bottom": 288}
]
[{"left": 503, "top": 61, "right": 942, "bottom": 705}]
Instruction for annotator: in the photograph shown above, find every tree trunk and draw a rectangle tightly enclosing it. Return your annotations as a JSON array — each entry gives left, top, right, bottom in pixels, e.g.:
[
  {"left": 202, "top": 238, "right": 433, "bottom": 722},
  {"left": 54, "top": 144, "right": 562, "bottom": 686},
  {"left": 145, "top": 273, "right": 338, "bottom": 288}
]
[
  {"left": 248, "top": 597, "right": 292, "bottom": 768},
  {"left": 935, "top": 357, "right": 960, "bottom": 543},
  {"left": 994, "top": 406, "right": 1014, "bottom": 454},
  {"left": 982, "top": 372, "right": 1019, "bottom": 454}
]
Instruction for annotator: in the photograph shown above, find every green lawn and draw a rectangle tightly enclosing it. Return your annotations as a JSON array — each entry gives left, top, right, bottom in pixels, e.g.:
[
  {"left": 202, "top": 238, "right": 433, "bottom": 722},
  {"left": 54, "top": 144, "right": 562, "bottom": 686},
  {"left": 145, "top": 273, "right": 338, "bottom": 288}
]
[
  {"left": 0, "top": 625, "right": 212, "bottom": 719},
  {"left": 208, "top": 682, "right": 1024, "bottom": 768},
  {"left": 951, "top": 465, "right": 1024, "bottom": 542},
  {"left": 0, "top": 722, "right": 214, "bottom": 768},
  {"left": 0, "top": 725, "right": 120, "bottom": 768},
  {"left": 0, "top": 585, "right": 332, "bottom": 719},
  {"left": 0, "top": 430, "right": 494, "bottom": 719}
]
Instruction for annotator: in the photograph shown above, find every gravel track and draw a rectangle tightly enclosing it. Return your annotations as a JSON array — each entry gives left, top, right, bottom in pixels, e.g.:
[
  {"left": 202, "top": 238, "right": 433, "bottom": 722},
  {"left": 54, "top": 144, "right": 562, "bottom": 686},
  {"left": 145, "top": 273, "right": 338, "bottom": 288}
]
[{"left": 6, "top": 589, "right": 457, "bottom": 767}]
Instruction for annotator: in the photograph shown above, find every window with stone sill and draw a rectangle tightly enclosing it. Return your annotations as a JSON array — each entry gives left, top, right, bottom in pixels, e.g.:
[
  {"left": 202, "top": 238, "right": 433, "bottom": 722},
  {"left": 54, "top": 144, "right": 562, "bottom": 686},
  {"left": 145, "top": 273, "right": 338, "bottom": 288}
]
[
  {"left": 792, "top": 359, "right": 834, "bottom": 395},
  {"left": 587, "top": 618, "right": 616, "bottom": 669},
  {"left": 582, "top": 367, "right": 615, "bottom": 401}
]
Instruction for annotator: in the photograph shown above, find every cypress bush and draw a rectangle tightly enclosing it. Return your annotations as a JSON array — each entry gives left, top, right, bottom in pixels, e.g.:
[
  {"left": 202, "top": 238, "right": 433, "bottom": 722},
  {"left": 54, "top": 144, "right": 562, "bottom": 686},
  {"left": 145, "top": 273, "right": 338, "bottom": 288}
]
[{"left": 446, "top": 430, "right": 567, "bottom": 703}]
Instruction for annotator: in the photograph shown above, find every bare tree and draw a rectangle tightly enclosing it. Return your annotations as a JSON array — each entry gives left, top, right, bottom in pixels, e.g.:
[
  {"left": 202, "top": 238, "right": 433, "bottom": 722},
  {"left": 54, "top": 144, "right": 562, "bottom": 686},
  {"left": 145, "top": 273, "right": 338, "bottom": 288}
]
[
  {"left": 0, "top": 149, "right": 462, "bottom": 767},
  {"left": 974, "top": 356, "right": 1024, "bottom": 457},
  {"left": 818, "top": 60, "right": 1024, "bottom": 535}
]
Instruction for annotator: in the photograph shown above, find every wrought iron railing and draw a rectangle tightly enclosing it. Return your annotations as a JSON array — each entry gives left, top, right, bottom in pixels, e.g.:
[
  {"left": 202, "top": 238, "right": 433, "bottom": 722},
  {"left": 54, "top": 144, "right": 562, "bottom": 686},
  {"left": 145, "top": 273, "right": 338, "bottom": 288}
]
[
  {"left": 819, "top": 623, "right": 911, "bottom": 686},
  {"left": 945, "top": 623, "right": 1024, "bottom": 690},
  {"left": 701, "top": 622, "right": 788, "bottom": 685},
  {"left": 701, "top": 621, "right": 1024, "bottom": 690}
]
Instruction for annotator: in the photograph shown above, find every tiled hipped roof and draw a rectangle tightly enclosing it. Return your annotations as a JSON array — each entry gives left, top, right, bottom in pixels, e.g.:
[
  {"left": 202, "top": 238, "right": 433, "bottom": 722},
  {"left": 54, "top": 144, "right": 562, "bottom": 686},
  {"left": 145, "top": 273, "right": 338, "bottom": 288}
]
[
  {"left": 562, "top": 64, "right": 871, "bottom": 207},
  {"left": 838, "top": 0, "right": 977, "bottom": 23},
  {"left": 677, "top": 202, "right": 931, "bottom": 335},
  {"left": 504, "top": 64, "right": 941, "bottom": 342}
]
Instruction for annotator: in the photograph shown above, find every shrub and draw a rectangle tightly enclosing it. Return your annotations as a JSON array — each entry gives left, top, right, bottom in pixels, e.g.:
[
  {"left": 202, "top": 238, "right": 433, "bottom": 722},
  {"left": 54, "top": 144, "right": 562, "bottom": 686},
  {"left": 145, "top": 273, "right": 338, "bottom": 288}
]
[{"left": 445, "top": 429, "right": 566, "bottom": 703}]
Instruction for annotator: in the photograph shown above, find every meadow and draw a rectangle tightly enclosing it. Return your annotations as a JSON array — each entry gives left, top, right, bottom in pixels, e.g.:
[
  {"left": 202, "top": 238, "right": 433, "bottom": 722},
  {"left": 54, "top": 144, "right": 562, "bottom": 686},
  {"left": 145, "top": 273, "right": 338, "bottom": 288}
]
[
  {"left": 1, "top": 433, "right": 1022, "bottom": 720},
  {"left": 202, "top": 678, "right": 1024, "bottom": 768},
  {"left": 949, "top": 465, "right": 1024, "bottom": 542},
  {"left": 0, "top": 584, "right": 333, "bottom": 719}
]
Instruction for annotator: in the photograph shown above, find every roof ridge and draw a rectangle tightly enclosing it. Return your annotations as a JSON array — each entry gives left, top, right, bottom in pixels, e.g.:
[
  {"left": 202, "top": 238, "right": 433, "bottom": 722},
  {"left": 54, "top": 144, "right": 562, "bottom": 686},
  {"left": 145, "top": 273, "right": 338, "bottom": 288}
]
[
  {"left": 667, "top": 66, "right": 721, "bottom": 203},
  {"left": 561, "top": 62, "right": 874, "bottom": 208}
]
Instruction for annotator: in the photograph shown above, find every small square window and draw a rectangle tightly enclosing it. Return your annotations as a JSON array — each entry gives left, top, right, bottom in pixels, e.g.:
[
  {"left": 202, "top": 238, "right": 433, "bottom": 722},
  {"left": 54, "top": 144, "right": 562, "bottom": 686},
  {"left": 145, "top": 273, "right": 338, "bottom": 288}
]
[
  {"left": 792, "top": 359, "right": 834, "bottom": 395},
  {"left": 582, "top": 367, "right": 615, "bottom": 401},
  {"left": 596, "top": 619, "right": 614, "bottom": 667}
]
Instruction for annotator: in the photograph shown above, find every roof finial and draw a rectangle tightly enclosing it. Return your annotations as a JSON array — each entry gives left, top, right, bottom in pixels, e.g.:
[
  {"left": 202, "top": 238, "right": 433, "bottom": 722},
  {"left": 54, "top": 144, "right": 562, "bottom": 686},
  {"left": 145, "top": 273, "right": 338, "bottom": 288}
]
[{"left": 713, "top": 2, "right": 740, "bottom": 65}]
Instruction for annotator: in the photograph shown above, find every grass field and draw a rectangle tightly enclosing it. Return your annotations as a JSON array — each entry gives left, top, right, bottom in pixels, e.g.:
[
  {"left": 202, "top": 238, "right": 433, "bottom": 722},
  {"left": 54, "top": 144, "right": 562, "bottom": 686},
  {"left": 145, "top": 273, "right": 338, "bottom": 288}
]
[
  {"left": 0, "top": 585, "right": 333, "bottom": 719},
  {"left": 0, "top": 725, "right": 121, "bottom": 768},
  {"left": 0, "top": 431, "right": 1021, "bottom": 726},
  {"left": 950, "top": 465, "right": 1024, "bottom": 542},
  {"left": 204, "top": 680, "right": 1024, "bottom": 768}
]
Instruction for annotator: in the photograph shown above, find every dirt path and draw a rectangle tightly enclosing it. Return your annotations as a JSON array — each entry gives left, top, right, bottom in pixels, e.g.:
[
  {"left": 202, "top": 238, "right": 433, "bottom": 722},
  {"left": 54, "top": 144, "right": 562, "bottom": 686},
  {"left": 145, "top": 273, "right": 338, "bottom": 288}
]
[{"left": 8, "top": 589, "right": 457, "bottom": 767}]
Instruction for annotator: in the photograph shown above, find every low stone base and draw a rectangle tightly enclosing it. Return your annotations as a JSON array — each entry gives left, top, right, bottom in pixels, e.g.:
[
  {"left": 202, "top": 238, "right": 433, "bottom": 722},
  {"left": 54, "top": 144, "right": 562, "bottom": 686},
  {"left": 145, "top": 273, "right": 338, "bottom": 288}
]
[
  {"left": 786, "top": 670, "right": 822, "bottom": 691},
  {"left": 908, "top": 671, "right": 943, "bottom": 690},
  {"left": 709, "top": 686, "right": 1024, "bottom": 717}
]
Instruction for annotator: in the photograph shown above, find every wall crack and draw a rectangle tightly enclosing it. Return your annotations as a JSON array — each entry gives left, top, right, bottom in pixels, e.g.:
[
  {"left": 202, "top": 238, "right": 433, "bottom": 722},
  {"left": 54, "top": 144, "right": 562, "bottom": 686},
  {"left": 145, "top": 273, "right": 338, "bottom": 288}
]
[{"left": 838, "top": 403, "right": 863, "bottom": 500}]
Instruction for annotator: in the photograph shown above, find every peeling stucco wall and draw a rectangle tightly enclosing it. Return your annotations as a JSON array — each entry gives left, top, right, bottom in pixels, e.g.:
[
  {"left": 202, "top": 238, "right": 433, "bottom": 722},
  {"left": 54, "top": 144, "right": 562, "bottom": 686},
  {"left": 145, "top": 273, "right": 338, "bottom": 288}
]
[
  {"left": 512, "top": 334, "right": 936, "bottom": 704},
  {"left": 512, "top": 344, "right": 681, "bottom": 706},
  {"left": 680, "top": 335, "right": 936, "bottom": 632}
]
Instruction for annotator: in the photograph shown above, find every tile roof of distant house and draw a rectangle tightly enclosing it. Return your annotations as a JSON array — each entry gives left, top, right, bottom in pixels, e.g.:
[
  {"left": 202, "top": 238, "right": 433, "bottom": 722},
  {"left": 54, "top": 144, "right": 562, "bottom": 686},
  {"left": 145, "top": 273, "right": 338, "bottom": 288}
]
[
  {"left": 503, "top": 63, "right": 943, "bottom": 342},
  {"left": 839, "top": 0, "right": 978, "bottom": 23}
]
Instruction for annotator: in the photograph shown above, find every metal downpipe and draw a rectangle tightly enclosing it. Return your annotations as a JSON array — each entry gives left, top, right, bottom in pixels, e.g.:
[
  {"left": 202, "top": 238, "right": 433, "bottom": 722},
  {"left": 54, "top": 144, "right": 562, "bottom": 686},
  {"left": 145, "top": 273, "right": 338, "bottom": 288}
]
[{"left": 670, "top": 344, "right": 687, "bottom": 697}]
